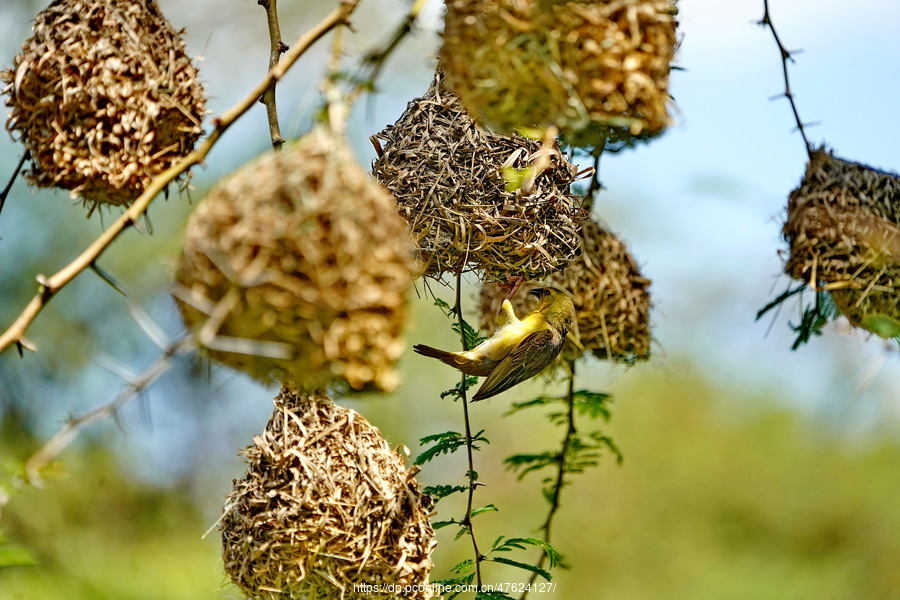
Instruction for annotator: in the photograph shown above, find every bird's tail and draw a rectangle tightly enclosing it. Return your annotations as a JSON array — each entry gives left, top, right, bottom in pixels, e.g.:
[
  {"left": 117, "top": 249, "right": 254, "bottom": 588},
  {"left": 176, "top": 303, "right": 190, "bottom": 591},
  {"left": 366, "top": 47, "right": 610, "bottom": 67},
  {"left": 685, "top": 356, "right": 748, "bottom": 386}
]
[{"left": 413, "top": 344, "right": 459, "bottom": 368}]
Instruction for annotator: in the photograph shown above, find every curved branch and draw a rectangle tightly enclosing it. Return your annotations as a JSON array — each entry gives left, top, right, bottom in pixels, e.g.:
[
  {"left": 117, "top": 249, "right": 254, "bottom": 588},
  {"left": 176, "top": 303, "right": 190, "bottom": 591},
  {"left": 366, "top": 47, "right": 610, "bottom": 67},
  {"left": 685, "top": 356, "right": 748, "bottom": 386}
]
[
  {"left": 259, "top": 0, "right": 288, "bottom": 148},
  {"left": 0, "top": 0, "right": 360, "bottom": 356}
]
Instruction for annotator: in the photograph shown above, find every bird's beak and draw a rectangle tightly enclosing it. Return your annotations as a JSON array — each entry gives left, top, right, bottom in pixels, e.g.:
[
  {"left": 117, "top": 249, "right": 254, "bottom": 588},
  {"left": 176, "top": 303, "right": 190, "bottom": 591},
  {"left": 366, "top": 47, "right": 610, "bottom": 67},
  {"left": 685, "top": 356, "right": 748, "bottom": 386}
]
[{"left": 528, "top": 288, "right": 545, "bottom": 298}]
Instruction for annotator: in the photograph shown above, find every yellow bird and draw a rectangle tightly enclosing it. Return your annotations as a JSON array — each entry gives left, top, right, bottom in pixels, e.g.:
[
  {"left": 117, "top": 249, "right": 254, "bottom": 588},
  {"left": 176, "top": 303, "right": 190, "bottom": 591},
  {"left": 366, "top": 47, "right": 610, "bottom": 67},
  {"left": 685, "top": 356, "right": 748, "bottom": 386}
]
[{"left": 413, "top": 287, "right": 575, "bottom": 401}]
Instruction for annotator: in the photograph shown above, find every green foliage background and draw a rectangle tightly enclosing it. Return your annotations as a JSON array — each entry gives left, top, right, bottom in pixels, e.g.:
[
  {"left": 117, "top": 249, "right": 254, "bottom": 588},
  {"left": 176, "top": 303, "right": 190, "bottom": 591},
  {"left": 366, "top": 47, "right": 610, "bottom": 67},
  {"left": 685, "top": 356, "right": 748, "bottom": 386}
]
[{"left": 3, "top": 360, "right": 900, "bottom": 599}]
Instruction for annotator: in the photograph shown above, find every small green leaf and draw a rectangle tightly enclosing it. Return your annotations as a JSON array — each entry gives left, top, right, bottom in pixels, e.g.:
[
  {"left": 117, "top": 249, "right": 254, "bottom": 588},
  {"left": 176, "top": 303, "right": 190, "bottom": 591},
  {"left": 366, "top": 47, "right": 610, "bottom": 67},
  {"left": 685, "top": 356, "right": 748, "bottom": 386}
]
[
  {"left": 470, "top": 504, "right": 499, "bottom": 518},
  {"left": 505, "top": 395, "right": 561, "bottom": 415},
  {"left": 415, "top": 431, "right": 468, "bottom": 465},
  {"left": 453, "top": 524, "right": 471, "bottom": 541},
  {"left": 488, "top": 556, "right": 552, "bottom": 581},
  {"left": 504, "top": 452, "right": 558, "bottom": 480},
  {"left": 0, "top": 546, "right": 36, "bottom": 568},
  {"left": 476, "top": 591, "right": 516, "bottom": 600},
  {"left": 756, "top": 283, "right": 806, "bottom": 320},
  {"left": 422, "top": 484, "right": 468, "bottom": 501},
  {"left": 450, "top": 559, "right": 475, "bottom": 574},
  {"left": 432, "top": 520, "right": 458, "bottom": 530},
  {"left": 434, "top": 298, "right": 452, "bottom": 312},
  {"left": 433, "top": 573, "right": 475, "bottom": 600}
]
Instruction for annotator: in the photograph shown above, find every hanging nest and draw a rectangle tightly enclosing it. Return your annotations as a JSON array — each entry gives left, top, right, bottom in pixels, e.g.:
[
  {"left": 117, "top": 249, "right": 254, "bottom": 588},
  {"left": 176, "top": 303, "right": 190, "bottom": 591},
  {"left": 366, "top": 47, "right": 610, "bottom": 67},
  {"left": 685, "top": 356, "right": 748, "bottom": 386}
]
[
  {"left": 371, "top": 70, "right": 584, "bottom": 282},
  {"left": 174, "top": 126, "right": 416, "bottom": 392},
  {"left": 221, "top": 389, "right": 436, "bottom": 600},
  {"left": 440, "top": 0, "right": 678, "bottom": 148},
  {"left": 783, "top": 148, "right": 900, "bottom": 338},
  {"left": 480, "top": 218, "right": 651, "bottom": 362},
  {"left": 1, "top": 0, "right": 206, "bottom": 210}
]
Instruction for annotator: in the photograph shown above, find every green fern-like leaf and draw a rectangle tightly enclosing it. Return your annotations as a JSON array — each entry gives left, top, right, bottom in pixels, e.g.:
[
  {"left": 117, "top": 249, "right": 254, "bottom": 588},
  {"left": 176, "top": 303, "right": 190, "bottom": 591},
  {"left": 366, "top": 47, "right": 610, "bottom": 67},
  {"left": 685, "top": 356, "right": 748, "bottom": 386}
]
[
  {"left": 422, "top": 484, "right": 468, "bottom": 501},
  {"left": 488, "top": 556, "right": 552, "bottom": 581},
  {"left": 504, "top": 452, "right": 559, "bottom": 480}
]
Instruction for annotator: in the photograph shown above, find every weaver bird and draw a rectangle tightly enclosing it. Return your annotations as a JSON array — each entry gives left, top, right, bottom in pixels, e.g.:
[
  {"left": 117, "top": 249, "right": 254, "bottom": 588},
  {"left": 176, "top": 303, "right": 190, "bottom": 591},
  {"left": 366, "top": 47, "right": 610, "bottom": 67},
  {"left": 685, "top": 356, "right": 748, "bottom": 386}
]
[{"left": 414, "top": 287, "right": 575, "bottom": 401}]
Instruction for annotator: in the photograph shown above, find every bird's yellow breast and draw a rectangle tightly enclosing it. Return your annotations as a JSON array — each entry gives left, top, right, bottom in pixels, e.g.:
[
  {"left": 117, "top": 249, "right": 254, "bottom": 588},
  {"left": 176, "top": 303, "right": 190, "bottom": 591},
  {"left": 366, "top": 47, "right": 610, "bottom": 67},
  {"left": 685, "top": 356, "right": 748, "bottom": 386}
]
[{"left": 461, "top": 312, "right": 548, "bottom": 364}]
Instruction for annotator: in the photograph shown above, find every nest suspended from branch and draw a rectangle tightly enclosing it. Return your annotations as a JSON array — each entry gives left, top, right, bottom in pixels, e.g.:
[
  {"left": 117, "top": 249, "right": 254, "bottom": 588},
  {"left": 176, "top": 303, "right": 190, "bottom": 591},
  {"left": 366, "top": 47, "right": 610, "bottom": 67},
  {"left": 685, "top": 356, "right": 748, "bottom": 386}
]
[
  {"left": 371, "top": 70, "right": 585, "bottom": 282},
  {"left": 480, "top": 218, "right": 651, "bottom": 363},
  {"left": 783, "top": 148, "right": 900, "bottom": 338},
  {"left": 440, "top": 0, "right": 678, "bottom": 149},
  {"left": 221, "top": 389, "right": 436, "bottom": 600},
  {"left": 1, "top": 0, "right": 205, "bottom": 210},
  {"left": 174, "top": 126, "right": 416, "bottom": 392}
]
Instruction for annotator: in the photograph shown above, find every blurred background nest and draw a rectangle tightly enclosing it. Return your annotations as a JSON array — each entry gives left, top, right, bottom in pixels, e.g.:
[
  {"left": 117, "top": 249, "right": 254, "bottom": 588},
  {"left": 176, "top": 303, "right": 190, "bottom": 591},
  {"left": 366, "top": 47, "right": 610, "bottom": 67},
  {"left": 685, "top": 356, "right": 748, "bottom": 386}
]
[
  {"left": 371, "top": 69, "right": 585, "bottom": 283},
  {"left": 221, "top": 389, "right": 435, "bottom": 600},
  {"left": 783, "top": 148, "right": 900, "bottom": 338},
  {"left": 440, "top": 0, "right": 678, "bottom": 148},
  {"left": 1, "top": 0, "right": 205, "bottom": 210},
  {"left": 174, "top": 126, "right": 415, "bottom": 393},
  {"left": 480, "top": 218, "right": 651, "bottom": 364}
]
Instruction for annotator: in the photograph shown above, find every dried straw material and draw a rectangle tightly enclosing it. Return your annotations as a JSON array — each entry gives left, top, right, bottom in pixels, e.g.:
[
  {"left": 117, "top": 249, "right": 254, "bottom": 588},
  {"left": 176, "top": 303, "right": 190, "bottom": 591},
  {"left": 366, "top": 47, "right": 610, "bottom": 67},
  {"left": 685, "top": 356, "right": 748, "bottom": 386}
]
[
  {"left": 480, "top": 219, "right": 651, "bottom": 362},
  {"left": 440, "top": 0, "right": 678, "bottom": 147},
  {"left": 2, "top": 0, "right": 205, "bottom": 209},
  {"left": 222, "top": 389, "right": 436, "bottom": 600},
  {"left": 174, "top": 127, "right": 415, "bottom": 392},
  {"left": 372, "top": 70, "right": 584, "bottom": 282},
  {"left": 783, "top": 148, "right": 900, "bottom": 338}
]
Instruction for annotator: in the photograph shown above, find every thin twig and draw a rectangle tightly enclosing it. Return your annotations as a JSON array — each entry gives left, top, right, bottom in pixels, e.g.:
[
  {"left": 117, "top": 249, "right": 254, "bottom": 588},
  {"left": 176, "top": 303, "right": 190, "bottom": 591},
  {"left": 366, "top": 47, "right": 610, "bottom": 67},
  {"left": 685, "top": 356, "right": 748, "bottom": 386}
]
[
  {"left": 0, "top": 0, "right": 360, "bottom": 356},
  {"left": 758, "top": 0, "right": 813, "bottom": 156},
  {"left": 521, "top": 360, "right": 577, "bottom": 600},
  {"left": 582, "top": 146, "right": 604, "bottom": 213},
  {"left": 24, "top": 335, "right": 196, "bottom": 484},
  {"left": 0, "top": 150, "right": 30, "bottom": 217},
  {"left": 258, "top": 0, "right": 288, "bottom": 148},
  {"left": 359, "top": 0, "right": 427, "bottom": 91},
  {"left": 453, "top": 271, "right": 484, "bottom": 591}
]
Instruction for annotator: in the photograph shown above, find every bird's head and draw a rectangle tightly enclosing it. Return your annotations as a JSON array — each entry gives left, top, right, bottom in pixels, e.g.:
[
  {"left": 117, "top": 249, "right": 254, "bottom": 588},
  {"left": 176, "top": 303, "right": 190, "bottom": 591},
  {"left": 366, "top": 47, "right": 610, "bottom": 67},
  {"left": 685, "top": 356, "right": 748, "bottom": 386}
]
[{"left": 529, "top": 287, "right": 576, "bottom": 331}]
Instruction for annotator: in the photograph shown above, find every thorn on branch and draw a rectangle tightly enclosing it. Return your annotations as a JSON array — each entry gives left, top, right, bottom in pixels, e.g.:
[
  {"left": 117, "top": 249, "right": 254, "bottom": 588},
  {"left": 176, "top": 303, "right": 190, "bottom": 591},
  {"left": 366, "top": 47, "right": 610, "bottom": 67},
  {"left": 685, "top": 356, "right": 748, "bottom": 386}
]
[
  {"left": 759, "top": 0, "right": 814, "bottom": 155},
  {"left": 89, "top": 261, "right": 128, "bottom": 296}
]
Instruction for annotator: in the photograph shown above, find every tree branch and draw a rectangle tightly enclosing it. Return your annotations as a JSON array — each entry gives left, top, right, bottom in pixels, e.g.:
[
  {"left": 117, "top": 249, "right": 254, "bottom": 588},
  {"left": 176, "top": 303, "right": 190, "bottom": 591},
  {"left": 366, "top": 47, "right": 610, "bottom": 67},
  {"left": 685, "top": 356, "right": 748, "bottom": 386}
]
[
  {"left": 521, "top": 360, "right": 577, "bottom": 599},
  {"left": 24, "top": 335, "right": 195, "bottom": 484},
  {"left": 0, "top": 150, "right": 29, "bottom": 217},
  {"left": 758, "top": 0, "right": 814, "bottom": 155},
  {"left": 258, "top": 0, "right": 288, "bottom": 148},
  {"left": 0, "top": 0, "right": 360, "bottom": 356},
  {"left": 453, "top": 271, "right": 485, "bottom": 591}
]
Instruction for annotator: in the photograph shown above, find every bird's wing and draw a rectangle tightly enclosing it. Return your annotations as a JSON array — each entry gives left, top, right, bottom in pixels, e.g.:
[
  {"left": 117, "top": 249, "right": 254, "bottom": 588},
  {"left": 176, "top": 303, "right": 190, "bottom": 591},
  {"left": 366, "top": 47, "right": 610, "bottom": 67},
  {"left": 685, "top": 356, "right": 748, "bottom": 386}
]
[{"left": 472, "top": 328, "right": 560, "bottom": 401}]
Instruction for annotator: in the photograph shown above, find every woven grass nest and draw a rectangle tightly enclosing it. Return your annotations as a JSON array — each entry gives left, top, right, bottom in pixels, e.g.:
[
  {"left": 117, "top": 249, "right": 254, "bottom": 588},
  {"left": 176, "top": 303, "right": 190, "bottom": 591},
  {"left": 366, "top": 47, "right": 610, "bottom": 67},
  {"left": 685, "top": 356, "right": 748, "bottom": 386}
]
[
  {"left": 174, "top": 126, "right": 416, "bottom": 392},
  {"left": 1, "top": 0, "right": 205, "bottom": 210},
  {"left": 783, "top": 148, "right": 900, "bottom": 338},
  {"left": 371, "top": 70, "right": 584, "bottom": 283},
  {"left": 222, "top": 389, "right": 436, "bottom": 600},
  {"left": 440, "top": 0, "right": 678, "bottom": 148},
  {"left": 480, "top": 218, "right": 651, "bottom": 362}
]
